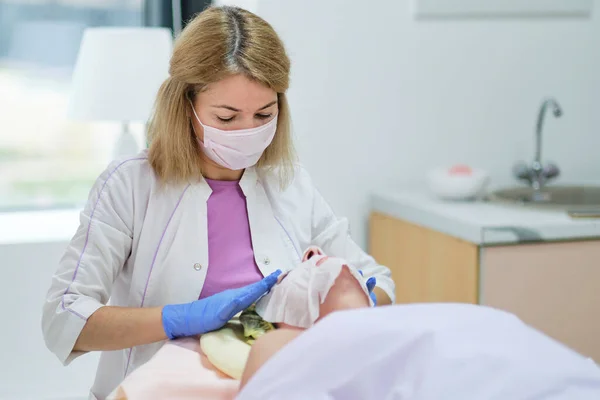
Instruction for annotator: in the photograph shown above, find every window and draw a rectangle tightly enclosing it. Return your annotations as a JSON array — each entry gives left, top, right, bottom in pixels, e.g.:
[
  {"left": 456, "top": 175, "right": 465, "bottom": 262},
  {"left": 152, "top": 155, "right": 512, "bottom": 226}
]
[{"left": 0, "top": 0, "right": 143, "bottom": 211}]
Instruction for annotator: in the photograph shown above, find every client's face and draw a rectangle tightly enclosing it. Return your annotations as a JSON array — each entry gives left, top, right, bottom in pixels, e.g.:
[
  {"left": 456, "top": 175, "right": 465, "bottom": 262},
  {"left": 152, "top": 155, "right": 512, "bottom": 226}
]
[
  {"left": 304, "top": 247, "right": 371, "bottom": 321},
  {"left": 265, "top": 246, "right": 371, "bottom": 330},
  {"left": 274, "top": 265, "right": 370, "bottom": 330},
  {"left": 316, "top": 265, "right": 370, "bottom": 322}
]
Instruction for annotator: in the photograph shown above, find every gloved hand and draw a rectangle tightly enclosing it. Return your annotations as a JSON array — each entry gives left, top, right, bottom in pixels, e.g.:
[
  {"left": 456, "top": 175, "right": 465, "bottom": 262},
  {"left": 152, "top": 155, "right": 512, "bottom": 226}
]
[
  {"left": 162, "top": 270, "right": 281, "bottom": 339},
  {"left": 358, "top": 270, "right": 377, "bottom": 306}
]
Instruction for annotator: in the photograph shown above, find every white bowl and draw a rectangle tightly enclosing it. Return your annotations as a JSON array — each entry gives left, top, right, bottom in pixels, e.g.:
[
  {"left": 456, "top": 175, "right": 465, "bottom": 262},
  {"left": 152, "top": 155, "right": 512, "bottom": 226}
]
[{"left": 427, "top": 166, "right": 490, "bottom": 200}]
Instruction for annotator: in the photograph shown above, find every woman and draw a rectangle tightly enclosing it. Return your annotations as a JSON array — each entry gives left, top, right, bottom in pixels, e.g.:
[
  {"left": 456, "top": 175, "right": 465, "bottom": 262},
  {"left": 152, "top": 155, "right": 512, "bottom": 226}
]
[{"left": 41, "top": 5, "right": 394, "bottom": 399}]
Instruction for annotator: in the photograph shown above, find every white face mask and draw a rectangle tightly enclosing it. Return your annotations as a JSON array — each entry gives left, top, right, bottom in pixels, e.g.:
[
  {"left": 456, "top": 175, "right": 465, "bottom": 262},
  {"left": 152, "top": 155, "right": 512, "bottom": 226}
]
[{"left": 189, "top": 100, "right": 278, "bottom": 170}]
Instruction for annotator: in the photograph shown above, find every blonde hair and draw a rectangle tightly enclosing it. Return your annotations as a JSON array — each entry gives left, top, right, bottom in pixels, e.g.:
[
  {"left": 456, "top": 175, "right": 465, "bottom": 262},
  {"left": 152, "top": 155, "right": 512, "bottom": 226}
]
[{"left": 147, "top": 6, "right": 296, "bottom": 186}]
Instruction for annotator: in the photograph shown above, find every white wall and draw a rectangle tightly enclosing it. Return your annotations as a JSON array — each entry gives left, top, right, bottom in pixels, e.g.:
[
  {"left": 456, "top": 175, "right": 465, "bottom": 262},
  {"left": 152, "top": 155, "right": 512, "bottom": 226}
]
[
  {"left": 255, "top": 0, "right": 600, "bottom": 247},
  {"left": 0, "top": 241, "right": 98, "bottom": 400},
  {"left": 214, "top": 0, "right": 258, "bottom": 12}
]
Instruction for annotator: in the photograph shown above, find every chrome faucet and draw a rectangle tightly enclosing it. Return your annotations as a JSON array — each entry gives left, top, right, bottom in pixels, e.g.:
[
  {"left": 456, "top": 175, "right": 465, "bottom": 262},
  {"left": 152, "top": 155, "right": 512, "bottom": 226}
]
[{"left": 513, "top": 97, "right": 562, "bottom": 191}]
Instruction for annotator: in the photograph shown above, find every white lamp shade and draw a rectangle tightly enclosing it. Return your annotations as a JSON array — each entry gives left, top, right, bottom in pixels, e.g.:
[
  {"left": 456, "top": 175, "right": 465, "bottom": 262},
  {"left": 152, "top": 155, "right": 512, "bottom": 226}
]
[{"left": 68, "top": 27, "right": 173, "bottom": 122}]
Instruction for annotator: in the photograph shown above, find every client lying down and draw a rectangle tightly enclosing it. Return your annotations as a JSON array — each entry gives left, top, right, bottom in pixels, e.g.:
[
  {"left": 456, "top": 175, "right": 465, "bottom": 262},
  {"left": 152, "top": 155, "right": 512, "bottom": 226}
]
[
  {"left": 240, "top": 246, "right": 374, "bottom": 387},
  {"left": 200, "top": 246, "right": 375, "bottom": 386}
]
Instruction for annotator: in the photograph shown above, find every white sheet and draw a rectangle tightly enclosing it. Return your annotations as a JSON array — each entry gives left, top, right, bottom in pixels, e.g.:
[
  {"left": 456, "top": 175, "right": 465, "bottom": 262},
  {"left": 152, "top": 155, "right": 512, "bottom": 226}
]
[{"left": 237, "top": 303, "right": 600, "bottom": 400}]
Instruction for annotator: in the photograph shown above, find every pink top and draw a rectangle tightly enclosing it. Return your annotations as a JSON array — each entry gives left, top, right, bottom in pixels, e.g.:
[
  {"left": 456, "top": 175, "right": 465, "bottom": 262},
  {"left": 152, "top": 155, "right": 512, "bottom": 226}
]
[{"left": 198, "top": 178, "right": 264, "bottom": 299}]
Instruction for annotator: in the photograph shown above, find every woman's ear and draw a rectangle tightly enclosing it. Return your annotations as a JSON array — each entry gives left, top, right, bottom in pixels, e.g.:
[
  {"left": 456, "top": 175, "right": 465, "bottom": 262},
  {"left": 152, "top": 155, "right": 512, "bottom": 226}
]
[
  {"left": 185, "top": 93, "right": 193, "bottom": 117},
  {"left": 185, "top": 90, "right": 196, "bottom": 118}
]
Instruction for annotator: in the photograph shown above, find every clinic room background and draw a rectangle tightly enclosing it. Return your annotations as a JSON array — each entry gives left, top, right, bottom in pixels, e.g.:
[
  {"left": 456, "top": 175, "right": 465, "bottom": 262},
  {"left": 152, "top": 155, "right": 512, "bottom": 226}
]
[{"left": 1, "top": 0, "right": 599, "bottom": 398}]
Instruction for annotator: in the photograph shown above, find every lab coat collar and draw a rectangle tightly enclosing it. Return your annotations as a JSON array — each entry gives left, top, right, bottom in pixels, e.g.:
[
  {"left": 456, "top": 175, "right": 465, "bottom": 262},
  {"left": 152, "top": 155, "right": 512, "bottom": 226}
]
[
  {"left": 239, "top": 166, "right": 258, "bottom": 198},
  {"left": 191, "top": 166, "right": 257, "bottom": 201}
]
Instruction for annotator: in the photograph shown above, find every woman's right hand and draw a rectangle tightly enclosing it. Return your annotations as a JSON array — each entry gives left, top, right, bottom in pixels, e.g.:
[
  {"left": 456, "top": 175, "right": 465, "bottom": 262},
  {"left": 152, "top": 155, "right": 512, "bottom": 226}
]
[{"left": 161, "top": 270, "right": 281, "bottom": 339}]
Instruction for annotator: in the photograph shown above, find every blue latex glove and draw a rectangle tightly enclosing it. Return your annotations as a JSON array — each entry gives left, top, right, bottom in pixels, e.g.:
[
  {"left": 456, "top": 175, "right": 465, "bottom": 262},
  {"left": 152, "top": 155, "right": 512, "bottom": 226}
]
[
  {"left": 162, "top": 270, "right": 281, "bottom": 339},
  {"left": 358, "top": 270, "right": 377, "bottom": 306}
]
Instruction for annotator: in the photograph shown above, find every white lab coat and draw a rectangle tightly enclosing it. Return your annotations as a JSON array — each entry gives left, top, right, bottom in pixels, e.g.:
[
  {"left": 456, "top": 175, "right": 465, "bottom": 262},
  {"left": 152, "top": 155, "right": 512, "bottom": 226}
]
[{"left": 41, "top": 150, "right": 395, "bottom": 399}]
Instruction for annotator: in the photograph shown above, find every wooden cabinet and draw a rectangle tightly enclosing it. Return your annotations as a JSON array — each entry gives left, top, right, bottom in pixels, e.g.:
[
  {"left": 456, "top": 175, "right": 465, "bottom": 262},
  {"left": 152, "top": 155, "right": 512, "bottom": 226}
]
[
  {"left": 369, "top": 212, "right": 479, "bottom": 303},
  {"left": 369, "top": 212, "right": 600, "bottom": 361}
]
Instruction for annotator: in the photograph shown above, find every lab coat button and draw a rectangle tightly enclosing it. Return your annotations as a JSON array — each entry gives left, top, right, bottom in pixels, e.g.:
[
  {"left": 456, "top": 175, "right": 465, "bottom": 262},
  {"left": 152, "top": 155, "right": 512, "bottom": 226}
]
[
  {"left": 193, "top": 263, "right": 202, "bottom": 271},
  {"left": 263, "top": 257, "right": 271, "bottom": 266}
]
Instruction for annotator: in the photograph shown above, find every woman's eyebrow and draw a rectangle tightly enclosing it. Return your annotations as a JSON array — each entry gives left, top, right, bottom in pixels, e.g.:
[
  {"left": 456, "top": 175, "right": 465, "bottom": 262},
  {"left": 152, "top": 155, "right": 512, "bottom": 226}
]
[
  {"left": 210, "top": 100, "right": 277, "bottom": 112},
  {"left": 257, "top": 100, "right": 277, "bottom": 111},
  {"left": 211, "top": 104, "right": 241, "bottom": 112}
]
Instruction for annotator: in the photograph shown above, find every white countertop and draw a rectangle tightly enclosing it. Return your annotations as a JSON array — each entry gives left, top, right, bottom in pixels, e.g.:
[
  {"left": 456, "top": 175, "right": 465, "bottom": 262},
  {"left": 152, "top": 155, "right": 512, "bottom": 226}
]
[{"left": 371, "top": 190, "right": 600, "bottom": 245}]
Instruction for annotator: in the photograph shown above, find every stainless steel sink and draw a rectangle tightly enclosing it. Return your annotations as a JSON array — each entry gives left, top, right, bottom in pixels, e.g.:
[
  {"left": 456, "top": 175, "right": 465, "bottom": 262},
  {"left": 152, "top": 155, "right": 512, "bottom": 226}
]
[
  {"left": 492, "top": 97, "right": 600, "bottom": 210},
  {"left": 489, "top": 185, "right": 600, "bottom": 208}
]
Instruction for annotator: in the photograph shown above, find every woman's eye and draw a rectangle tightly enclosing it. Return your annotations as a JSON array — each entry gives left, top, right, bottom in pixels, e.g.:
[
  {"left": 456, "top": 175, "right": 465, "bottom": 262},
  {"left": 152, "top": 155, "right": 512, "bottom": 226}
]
[
  {"left": 256, "top": 113, "right": 272, "bottom": 120},
  {"left": 217, "top": 116, "right": 234, "bottom": 123}
]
